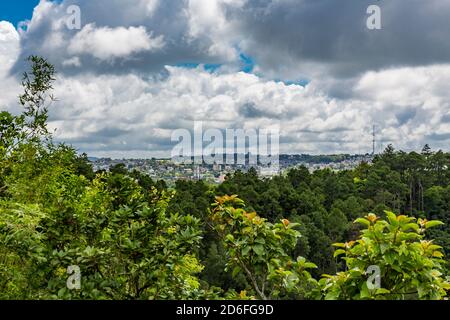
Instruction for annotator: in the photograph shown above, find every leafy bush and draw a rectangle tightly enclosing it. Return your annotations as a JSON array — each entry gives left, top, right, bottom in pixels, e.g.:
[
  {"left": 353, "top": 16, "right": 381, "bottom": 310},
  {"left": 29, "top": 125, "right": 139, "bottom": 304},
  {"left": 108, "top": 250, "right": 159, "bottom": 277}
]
[
  {"left": 209, "top": 195, "right": 318, "bottom": 300},
  {"left": 321, "top": 212, "right": 450, "bottom": 300}
]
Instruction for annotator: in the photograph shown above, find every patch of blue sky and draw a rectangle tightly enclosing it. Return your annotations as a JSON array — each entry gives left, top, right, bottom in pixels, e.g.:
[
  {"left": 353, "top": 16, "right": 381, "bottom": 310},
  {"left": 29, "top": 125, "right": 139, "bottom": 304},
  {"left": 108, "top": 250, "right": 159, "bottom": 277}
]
[
  {"left": 0, "top": 0, "right": 40, "bottom": 27},
  {"left": 275, "top": 79, "right": 310, "bottom": 87},
  {"left": 176, "top": 52, "right": 255, "bottom": 74},
  {"left": 239, "top": 53, "right": 255, "bottom": 73},
  {"left": 175, "top": 62, "right": 222, "bottom": 73},
  {"left": 175, "top": 53, "right": 308, "bottom": 87}
]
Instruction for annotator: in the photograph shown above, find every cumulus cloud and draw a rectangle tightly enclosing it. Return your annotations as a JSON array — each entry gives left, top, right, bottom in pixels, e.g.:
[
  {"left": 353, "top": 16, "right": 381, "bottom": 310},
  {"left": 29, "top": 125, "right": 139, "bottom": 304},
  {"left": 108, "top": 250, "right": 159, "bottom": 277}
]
[
  {"left": 40, "top": 65, "right": 450, "bottom": 157},
  {"left": 0, "top": 21, "right": 21, "bottom": 110},
  {"left": 352, "top": 65, "right": 450, "bottom": 150},
  {"left": 68, "top": 24, "right": 164, "bottom": 61},
  {"left": 0, "top": 21, "right": 20, "bottom": 68},
  {"left": 62, "top": 56, "right": 81, "bottom": 67},
  {"left": 2, "top": 0, "right": 450, "bottom": 156},
  {"left": 12, "top": 0, "right": 239, "bottom": 75}
]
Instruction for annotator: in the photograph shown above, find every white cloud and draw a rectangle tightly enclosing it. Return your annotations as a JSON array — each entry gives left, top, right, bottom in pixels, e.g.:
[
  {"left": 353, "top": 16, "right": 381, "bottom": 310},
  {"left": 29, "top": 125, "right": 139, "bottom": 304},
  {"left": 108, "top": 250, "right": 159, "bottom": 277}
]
[
  {"left": 186, "top": 0, "right": 240, "bottom": 61},
  {"left": 41, "top": 64, "right": 450, "bottom": 157},
  {"left": 13, "top": 0, "right": 236, "bottom": 74},
  {"left": 0, "top": 21, "right": 21, "bottom": 110},
  {"left": 62, "top": 56, "right": 81, "bottom": 67},
  {"left": 0, "top": 21, "right": 20, "bottom": 73},
  {"left": 354, "top": 65, "right": 450, "bottom": 108},
  {"left": 141, "top": 0, "right": 160, "bottom": 16},
  {"left": 68, "top": 24, "right": 164, "bottom": 61}
]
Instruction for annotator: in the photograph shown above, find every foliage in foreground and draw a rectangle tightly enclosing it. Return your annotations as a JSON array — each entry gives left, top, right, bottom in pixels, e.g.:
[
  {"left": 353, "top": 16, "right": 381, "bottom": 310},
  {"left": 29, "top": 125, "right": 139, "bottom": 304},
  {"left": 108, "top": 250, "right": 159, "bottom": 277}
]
[
  {"left": 1, "top": 56, "right": 450, "bottom": 300},
  {"left": 210, "top": 195, "right": 318, "bottom": 300},
  {"left": 321, "top": 212, "right": 450, "bottom": 300}
]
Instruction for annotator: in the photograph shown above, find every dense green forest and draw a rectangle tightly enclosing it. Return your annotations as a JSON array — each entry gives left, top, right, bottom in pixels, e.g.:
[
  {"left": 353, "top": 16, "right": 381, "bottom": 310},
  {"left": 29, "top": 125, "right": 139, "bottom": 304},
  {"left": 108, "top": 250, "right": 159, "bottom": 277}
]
[{"left": 1, "top": 57, "right": 450, "bottom": 300}]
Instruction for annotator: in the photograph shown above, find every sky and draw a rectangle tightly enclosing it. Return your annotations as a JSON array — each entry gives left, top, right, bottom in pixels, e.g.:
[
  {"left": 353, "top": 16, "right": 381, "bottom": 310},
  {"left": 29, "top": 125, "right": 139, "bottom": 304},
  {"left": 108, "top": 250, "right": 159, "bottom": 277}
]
[
  {"left": 1, "top": 0, "right": 450, "bottom": 158},
  {"left": 0, "top": 1, "right": 40, "bottom": 26}
]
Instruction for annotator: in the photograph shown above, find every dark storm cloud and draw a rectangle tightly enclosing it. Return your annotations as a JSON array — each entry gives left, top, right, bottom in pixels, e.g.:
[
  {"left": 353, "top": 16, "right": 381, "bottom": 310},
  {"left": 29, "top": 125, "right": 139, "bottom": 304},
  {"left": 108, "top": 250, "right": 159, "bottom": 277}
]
[{"left": 228, "top": 0, "right": 450, "bottom": 77}]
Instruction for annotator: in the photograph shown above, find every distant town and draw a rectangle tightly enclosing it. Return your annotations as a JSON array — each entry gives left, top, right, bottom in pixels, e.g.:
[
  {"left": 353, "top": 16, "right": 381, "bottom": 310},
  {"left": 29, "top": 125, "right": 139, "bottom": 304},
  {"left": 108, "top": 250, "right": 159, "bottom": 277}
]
[{"left": 90, "top": 154, "right": 374, "bottom": 185}]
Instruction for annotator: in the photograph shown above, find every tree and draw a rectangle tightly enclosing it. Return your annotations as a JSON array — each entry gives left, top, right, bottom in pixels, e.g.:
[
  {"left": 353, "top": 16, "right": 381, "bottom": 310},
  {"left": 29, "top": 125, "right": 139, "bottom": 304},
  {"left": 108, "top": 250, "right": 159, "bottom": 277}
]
[
  {"left": 287, "top": 166, "right": 311, "bottom": 189},
  {"left": 1, "top": 56, "right": 56, "bottom": 196},
  {"left": 73, "top": 153, "right": 95, "bottom": 180},
  {"left": 209, "top": 195, "right": 318, "bottom": 300},
  {"left": 19, "top": 56, "right": 56, "bottom": 142}
]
